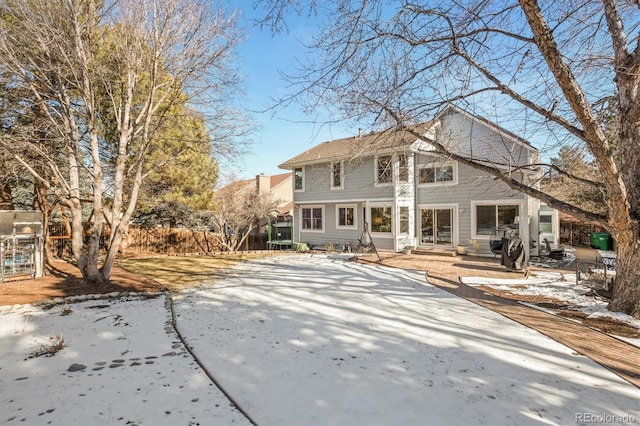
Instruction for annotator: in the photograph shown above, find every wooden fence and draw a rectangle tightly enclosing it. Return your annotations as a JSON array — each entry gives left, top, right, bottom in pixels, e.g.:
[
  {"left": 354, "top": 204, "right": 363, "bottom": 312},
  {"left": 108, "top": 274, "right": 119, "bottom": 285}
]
[{"left": 47, "top": 223, "right": 268, "bottom": 257}]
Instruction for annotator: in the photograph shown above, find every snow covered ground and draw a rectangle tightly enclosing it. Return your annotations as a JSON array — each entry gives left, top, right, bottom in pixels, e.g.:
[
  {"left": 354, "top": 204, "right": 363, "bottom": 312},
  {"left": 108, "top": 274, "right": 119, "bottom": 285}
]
[
  {"left": 460, "top": 271, "right": 640, "bottom": 348},
  {"left": 1, "top": 254, "right": 639, "bottom": 425}
]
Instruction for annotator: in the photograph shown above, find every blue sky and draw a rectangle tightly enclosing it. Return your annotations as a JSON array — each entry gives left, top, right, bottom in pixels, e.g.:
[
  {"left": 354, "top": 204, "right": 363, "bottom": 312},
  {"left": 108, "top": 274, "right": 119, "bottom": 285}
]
[
  {"left": 227, "top": 3, "right": 353, "bottom": 181},
  {"left": 225, "top": 3, "right": 561, "bottom": 181}
]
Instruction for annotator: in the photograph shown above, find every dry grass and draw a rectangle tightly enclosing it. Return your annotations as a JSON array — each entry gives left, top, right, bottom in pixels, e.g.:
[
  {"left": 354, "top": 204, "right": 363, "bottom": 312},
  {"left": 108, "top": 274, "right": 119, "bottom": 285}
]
[
  {"left": 558, "top": 310, "right": 640, "bottom": 338},
  {"left": 476, "top": 285, "right": 566, "bottom": 305},
  {"left": 28, "top": 335, "right": 66, "bottom": 359},
  {"left": 478, "top": 285, "right": 640, "bottom": 338},
  {"left": 119, "top": 252, "right": 281, "bottom": 292}
]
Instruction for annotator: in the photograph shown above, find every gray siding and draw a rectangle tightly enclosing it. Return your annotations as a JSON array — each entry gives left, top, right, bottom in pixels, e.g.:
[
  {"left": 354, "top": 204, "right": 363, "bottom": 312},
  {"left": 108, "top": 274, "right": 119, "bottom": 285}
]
[
  {"left": 416, "top": 156, "right": 527, "bottom": 255},
  {"left": 294, "top": 157, "right": 395, "bottom": 203},
  {"left": 293, "top": 203, "right": 359, "bottom": 250},
  {"left": 287, "top": 108, "right": 539, "bottom": 255},
  {"left": 438, "top": 110, "right": 535, "bottom": 167},
  {"left": 292, "top": 202, "right": 394, "bottom": 251},
  {"left": 292, "top": 201, "right": 396, "bottom": 251}
]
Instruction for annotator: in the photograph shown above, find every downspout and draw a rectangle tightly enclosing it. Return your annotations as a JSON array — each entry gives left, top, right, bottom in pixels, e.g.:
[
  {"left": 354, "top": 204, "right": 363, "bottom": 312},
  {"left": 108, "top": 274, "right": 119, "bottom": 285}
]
[
  {"left": 414, "top": 152, "right": 419, "bottom": 248},
  {"left": 294, "top": 204, "right": 300, "bottom": 245}
]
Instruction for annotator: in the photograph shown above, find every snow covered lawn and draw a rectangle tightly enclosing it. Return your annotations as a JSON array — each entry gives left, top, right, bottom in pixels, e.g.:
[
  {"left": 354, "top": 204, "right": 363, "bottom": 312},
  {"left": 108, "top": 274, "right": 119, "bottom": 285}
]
[
  {"left": 460, "top": 272, "right": 640, "bottom": 347},
  {"left": 174, "top": 254, "right": 639, "bottom": 425},
  {"left": 1, "top": 253, "right": 638, "bottom": 425},
  {"left": 0, "top": 295, "right": 250, "bottom": 425}
]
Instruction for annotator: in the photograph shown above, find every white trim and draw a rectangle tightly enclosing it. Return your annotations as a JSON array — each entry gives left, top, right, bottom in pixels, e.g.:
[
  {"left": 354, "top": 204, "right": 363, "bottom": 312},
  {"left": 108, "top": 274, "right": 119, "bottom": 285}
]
[
  {"left": 417, "top": 160, "right": 458, "bottom": 187},
  {"left": 294, "top": 166, "right": 305, "bottom": 192},
  {"left": 417, "top": 203, "right": 459, "bottom": 247},
  {"left": 300, "top": 204, "right": 325, "bottom": 233},
  {"left": 374, "top": 154, "right": 393, "bottom": 187},
  {"left": 294, "top": 198, "right": 391, "bottom": 205},
  {"left": 335, "top": 204, "right": 358, "bottom": 229},
  {"left": 397, "top": 205, "right": 410, "bottom": 235},
  {"left": 470, "top": 199, "right": 525, "bottom": 240},
  {"left": 368, "top": 202, "right": 394, "bottom": 237},
  {"left": 330, "top": 161, "right": 344, "bottom": 190},
  {"left": 396, "top": 153, "right": 410, "bottom": 183}
]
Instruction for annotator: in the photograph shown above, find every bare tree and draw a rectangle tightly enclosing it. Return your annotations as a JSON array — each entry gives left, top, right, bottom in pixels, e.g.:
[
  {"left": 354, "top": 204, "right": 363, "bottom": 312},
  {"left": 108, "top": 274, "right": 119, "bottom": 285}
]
[
  {"left": 257, "top": 0, "right": 640, "bottom": 317},
  {"left": 209, "top": 181, "right": 280, "bottom": 253},
  {"left": 0, "top": 0, "right": 246, "bottom": 283}
]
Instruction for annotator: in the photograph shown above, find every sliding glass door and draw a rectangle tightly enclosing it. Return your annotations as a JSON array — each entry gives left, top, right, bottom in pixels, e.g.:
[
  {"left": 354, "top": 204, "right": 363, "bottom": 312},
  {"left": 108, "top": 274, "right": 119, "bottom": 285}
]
[{"left": 420, "top": 208, "right": 453, "bottom": 246}]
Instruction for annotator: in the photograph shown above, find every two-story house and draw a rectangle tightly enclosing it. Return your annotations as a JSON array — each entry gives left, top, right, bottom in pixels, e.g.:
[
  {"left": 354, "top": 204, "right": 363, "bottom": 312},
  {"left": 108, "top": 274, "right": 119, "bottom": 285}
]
[{"left": 279, "top": 105, "right": 551, "bottom": 257}]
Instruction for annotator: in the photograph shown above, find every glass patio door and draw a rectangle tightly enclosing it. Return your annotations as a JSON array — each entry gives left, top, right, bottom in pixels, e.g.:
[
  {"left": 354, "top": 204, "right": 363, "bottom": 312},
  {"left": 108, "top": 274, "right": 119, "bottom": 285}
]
[{"left": 420, "top": 208, "right": 453, "bottom": 246}]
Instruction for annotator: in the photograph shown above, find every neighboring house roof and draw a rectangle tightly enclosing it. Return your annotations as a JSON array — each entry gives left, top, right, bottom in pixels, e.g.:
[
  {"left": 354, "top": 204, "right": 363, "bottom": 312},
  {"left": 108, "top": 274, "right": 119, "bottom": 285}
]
[
  {"left": 216, "top": 178, "right": 255, "bottom": 196},
  {"left": 278, "top": 105, "right": 537, "bottom": 169},
  {"left": 279, "top": 201, "right": 293, "bottom": 215},
  {"left": 270, "top": 172, "right": 290, "bottom": 188},
  {"left": 216, "top": 173, "right": 293, "bottom": 215}
]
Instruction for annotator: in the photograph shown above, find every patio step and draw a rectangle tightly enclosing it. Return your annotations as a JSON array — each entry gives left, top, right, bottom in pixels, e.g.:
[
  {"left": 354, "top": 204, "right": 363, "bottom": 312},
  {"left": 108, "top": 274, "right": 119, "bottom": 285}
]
[{"left": 411, "top": 248, "right": 458, "bottom": 257}]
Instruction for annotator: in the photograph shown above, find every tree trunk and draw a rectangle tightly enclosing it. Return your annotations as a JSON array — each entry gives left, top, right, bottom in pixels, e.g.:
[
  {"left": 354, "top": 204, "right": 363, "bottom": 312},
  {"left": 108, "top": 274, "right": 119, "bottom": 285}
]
[
  {"left": 71, "top": 202, "right": 103, "bottom": 284},
  {"left": 32, "top": 180, "right": 53, "bottom": 265},
  {"left": 100, "top": 221, "right": 129, "bottom": 280},
  {"left": 608, "top": 223, "right": 640, "bottom": 317}
]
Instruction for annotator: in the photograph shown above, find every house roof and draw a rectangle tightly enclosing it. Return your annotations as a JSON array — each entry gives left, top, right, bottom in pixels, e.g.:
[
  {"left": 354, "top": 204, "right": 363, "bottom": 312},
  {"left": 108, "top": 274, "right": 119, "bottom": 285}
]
[
  {"left": 270, "top": 172, "right": 291, "bottom": 188},
  {"left": 216, "top": 178, "right": 255, "bottom": 196},
  {"left": 278, "top": 124, "right": 431, "bottom": 169},
  {"left": 279, "top": 201, "right": 293, "bottom": 215},
  {"left": 278, "top": 105, "right": 537, "bottom": 170},
  {"left": 216, "top": 173, "right": 293, "bottom": 215}
]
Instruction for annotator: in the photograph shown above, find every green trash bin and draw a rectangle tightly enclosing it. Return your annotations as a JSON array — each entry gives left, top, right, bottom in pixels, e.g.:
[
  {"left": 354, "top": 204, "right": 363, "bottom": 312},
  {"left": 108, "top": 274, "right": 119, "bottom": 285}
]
[{"left": 591, "top": 232, "right": 611, "bottom": 251}]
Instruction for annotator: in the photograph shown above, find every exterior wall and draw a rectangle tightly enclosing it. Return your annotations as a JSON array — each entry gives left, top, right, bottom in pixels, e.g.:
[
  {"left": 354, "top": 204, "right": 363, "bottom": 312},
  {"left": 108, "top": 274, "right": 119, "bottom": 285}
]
[
  {"left": 437, "top": 109, "right": 535, "bottom": 168},
  {"left": 293, "top": 201, "right": 396, "bottom": 251},
  {"left": 415, "top": 156, "right": 530, "bottom": 255},
  {"left": 286, "top": 108, "right": 544, "bottom": 256},
  {"left": 292, "top": 157, "right": 395, "bottom": 203},
  {"left": 292, "top": 202, "right": 382, "bottom": 251},
  {"left": 270, "top": 176, "right": 292, "bottom": 205},
  {"left": 254, "top": 174, "right": 293, "bottom": 235}
]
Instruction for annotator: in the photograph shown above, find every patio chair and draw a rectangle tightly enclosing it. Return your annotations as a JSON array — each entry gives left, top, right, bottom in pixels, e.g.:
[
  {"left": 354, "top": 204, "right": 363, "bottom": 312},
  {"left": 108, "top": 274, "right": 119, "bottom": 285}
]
[{"left": 542, "top": 238, "right": 564, "bottom": 259}]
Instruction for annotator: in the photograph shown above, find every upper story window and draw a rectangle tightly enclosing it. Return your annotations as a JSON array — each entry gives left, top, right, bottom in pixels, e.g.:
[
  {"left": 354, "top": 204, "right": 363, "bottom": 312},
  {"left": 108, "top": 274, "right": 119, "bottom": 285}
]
[
  {"left": 418, "top": 162, "right": 456, "bottom": 185},
  {"left": 301, "top": 205, "right": 324, "bottom": 232},
  {"left": 398, "top": 154, "right": 409, "bottom": 183},
  {"left": 294, "top": 167, "right": 304, "bottom": 191},
  {"left": 331, "top": 161, "right": 343, "bottom": 190},
  {"left": 376, "top": 155, "right": 393, "bottom": 185}
]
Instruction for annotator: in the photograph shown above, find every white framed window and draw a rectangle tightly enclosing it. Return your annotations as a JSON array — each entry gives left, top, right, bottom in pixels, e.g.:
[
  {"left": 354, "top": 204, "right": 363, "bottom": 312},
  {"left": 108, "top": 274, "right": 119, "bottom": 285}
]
[
  {"left": 399, "top": 206, "right": 409, "bottom": 234},
  {"left": 370, "top": 205, "right": 393, "bottom": 234},
  {"left": 418, "top": 162, "right": 457, "bottom": 186},
  {"left": 331, "top": 161, "right": 343, "bottom": 190},
  {"left": 398, "top": 154, "right": 409, "bottom": 183},
  {"left": 471, "top": 201, "right": 521, "bottom": 237},
  {"left": 375, "top": 154, "right": 393, "bottom": 186},
  {"left": 539, "top": 214, "right": 553, "bottom": 234},
  {"left": 301, "top": 205, "right": 324, "bottom": 232},
  {"left": 294, "top": 167, "right": 305, "bottom": 192},
  {"left": 336, "top": 204, "right": 357, "bottom": 228}
]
